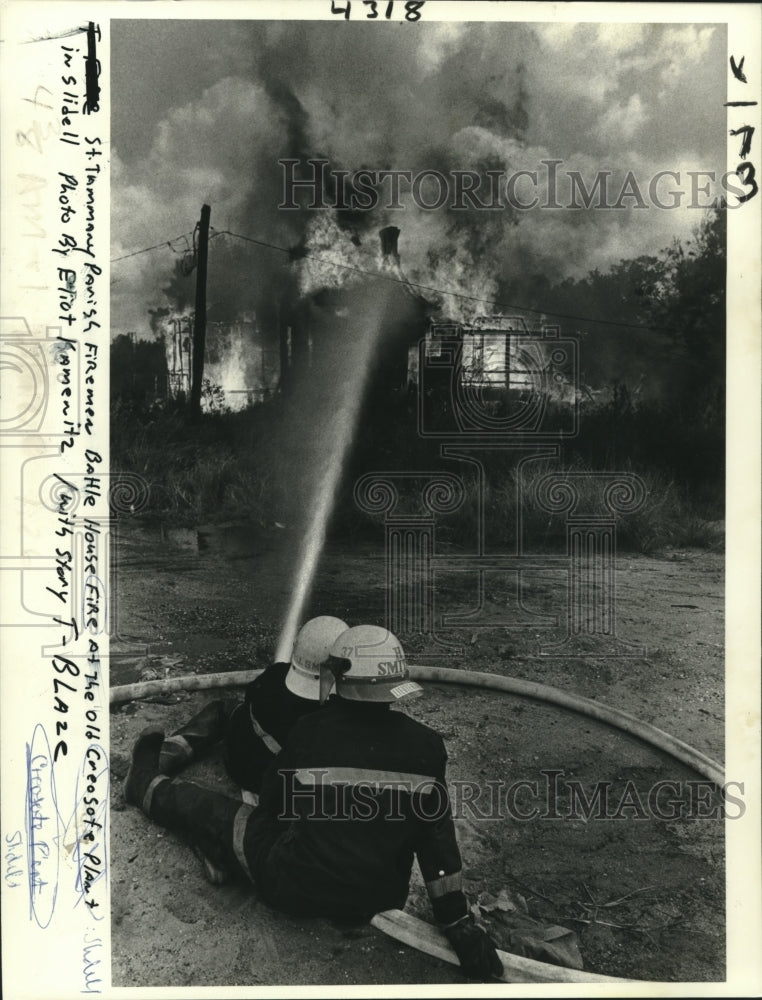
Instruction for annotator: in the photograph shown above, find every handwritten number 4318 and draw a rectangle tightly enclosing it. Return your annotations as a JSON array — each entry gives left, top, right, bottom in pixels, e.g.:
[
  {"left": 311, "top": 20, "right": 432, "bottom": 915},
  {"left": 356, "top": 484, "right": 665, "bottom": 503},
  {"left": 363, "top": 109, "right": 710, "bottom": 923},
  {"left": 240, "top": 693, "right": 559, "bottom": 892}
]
[{"left": 331, "top": 1, "right": 425, "bottom": 20}]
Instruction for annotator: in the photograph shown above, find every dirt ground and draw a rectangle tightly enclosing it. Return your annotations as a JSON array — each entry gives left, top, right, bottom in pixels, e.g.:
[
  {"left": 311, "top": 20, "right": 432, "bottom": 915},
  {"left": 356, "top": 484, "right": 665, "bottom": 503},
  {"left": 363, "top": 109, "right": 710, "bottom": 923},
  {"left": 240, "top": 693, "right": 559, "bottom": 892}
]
[{"left": 109, "top": 520, "right": 725, "bottom": 987}]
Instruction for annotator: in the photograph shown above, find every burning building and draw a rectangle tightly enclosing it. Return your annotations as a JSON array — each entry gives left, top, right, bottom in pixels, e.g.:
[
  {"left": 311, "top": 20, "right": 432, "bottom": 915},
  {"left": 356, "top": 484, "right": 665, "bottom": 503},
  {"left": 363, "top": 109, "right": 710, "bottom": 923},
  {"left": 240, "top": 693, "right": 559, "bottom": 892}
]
[
  {"left": 160, "top": 225, "right": 572, "bottom": 413},
  {"left": 163, "top": 314, "right": 280, "bottom": 411},
  {"left": 417, "top": 315, "right": 560, "bottom": 388}
]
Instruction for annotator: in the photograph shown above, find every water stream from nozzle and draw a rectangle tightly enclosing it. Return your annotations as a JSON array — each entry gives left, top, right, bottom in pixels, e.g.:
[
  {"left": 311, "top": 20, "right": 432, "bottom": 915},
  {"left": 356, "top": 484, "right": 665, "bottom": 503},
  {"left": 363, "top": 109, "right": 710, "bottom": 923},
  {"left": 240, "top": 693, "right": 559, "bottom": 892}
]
[{"left": 274, "top": 294, "right": 384, "bottom": 663}]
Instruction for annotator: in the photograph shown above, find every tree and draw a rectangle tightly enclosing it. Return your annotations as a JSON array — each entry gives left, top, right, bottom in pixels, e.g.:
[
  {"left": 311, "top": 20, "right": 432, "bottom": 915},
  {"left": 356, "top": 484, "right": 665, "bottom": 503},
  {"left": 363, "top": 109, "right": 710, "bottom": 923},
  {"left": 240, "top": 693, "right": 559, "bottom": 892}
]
[{"left": 636, "top": 205, "right": 725, "bottom": 419}]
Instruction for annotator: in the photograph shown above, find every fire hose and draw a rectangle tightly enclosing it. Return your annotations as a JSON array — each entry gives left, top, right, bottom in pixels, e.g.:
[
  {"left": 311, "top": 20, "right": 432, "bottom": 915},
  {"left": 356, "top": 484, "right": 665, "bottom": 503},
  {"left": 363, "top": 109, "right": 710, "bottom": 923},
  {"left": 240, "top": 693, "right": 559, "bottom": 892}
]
[
  {"left": 109, "top": 664, "right": 723, "bottom": 984},
  {"left": 109, "top": 664, "right": 724, "bottom": 784}
]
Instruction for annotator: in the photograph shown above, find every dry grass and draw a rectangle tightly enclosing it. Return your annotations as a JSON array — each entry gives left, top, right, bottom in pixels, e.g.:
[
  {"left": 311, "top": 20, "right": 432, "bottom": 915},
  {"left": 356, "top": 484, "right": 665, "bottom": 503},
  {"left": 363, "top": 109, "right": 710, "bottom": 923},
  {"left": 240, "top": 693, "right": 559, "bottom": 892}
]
[{"left": 112, "top": 399, "right": 723, "bottom": 553}]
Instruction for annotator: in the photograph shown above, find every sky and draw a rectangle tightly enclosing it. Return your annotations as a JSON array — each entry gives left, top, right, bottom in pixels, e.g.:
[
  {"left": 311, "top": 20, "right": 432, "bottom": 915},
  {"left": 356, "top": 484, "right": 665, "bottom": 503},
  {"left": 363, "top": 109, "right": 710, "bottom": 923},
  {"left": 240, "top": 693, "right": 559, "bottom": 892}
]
[{"left": 110, "top": 16, "right": 727, "bottom": 336}]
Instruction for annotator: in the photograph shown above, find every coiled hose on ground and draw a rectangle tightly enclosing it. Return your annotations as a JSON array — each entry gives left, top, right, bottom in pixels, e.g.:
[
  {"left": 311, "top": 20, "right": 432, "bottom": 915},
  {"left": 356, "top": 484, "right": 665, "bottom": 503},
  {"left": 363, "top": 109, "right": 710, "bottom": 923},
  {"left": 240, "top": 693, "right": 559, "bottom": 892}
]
[{"left": 109, "top": 664, "right": 724, "bottom": 783}]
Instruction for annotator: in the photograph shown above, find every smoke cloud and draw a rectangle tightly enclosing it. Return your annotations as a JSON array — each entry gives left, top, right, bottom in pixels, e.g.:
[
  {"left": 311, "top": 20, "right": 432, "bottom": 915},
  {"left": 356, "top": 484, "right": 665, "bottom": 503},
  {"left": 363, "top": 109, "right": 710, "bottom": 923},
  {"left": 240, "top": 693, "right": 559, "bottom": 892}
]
[{"left": 111, "top": 19, "right": 726, "bottom": 334}]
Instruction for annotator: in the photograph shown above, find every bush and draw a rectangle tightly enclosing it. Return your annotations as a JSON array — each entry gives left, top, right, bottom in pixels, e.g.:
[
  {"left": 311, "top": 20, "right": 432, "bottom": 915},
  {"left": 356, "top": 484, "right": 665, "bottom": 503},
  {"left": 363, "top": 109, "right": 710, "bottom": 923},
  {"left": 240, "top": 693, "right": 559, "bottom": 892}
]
[
  {"left": 111, "top": 385, "right": 723, "bottom": 554},
  {"left": 111, "top": 399, "right": 290, "bottom": 526},
  {"left": 352, "top": 458, "right": 723, "bottom": 555}
]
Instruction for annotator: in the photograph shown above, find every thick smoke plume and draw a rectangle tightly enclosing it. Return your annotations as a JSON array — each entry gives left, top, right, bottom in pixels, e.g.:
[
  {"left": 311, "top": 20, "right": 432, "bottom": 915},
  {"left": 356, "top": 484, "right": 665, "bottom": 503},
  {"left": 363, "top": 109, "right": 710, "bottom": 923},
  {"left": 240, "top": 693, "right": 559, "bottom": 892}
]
[{"left": 112, "top": 20, "right": 726, "bottom": 337}]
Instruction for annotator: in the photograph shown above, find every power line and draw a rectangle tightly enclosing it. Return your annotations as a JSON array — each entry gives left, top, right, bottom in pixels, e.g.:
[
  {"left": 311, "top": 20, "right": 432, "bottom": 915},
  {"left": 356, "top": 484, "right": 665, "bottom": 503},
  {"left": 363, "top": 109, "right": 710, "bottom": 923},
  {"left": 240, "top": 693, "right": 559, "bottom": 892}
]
[
  {"left": 215, "top": 228, "right": 672, "bottom": 333},
  {"left": 110, "top": 232, "right": 195, "bottom": 263},
  {"left": 110, "top": 225, "right": 676, "bottom": 333}
]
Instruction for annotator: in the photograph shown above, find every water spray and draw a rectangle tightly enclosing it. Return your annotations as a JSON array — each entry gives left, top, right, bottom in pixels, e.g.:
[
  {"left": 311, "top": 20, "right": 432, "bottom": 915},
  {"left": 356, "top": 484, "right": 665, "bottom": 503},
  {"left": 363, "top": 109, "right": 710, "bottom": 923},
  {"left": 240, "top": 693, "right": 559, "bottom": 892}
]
[{"left": 274, "top": 293, "right": 385, "bottom": 663}]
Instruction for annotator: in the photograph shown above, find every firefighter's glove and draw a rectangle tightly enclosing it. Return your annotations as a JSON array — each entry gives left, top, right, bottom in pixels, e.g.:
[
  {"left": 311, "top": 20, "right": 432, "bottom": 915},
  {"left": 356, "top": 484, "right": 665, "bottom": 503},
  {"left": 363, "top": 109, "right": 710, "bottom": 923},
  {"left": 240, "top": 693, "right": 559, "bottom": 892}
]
[{"left": 444, "top": 914, "right": 503, "bottom": 981}]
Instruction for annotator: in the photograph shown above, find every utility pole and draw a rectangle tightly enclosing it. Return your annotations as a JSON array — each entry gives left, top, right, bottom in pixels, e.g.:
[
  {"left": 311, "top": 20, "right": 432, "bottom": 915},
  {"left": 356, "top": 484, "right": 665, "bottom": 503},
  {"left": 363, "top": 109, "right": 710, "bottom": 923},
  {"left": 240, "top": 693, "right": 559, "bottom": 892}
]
[{"left": 189, "top": 203, "right": 211, "bottom": 419}]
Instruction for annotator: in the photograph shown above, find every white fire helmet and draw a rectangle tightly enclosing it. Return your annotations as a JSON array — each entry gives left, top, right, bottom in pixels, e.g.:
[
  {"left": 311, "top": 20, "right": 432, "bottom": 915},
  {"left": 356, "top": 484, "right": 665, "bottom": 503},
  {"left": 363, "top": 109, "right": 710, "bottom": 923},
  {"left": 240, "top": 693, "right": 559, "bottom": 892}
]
[
  {"left": 327, "top": 625, "right": 423, "bottom": 704},
  {"left": 285, "top": 616, "right": 349, "bottom": 700}
]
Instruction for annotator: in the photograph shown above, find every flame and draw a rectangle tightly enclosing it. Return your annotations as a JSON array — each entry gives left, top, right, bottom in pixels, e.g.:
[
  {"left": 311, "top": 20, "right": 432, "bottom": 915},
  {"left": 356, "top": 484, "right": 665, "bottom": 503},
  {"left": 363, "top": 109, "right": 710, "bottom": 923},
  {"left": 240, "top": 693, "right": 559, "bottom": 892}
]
[{"left": 297, "top": 212, "right": 499, "bottom": 325}]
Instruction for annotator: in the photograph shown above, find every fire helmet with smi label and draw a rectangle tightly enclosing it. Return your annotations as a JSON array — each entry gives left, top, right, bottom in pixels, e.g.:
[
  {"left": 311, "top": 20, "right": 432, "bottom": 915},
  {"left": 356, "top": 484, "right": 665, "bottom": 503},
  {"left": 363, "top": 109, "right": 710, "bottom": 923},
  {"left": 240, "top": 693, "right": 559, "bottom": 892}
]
[
  {"left": 285, "top": 616, "right": 349, "bottom": 699},
  {"left": 327, "top": 625, "right": 423, "bottom": 703}
]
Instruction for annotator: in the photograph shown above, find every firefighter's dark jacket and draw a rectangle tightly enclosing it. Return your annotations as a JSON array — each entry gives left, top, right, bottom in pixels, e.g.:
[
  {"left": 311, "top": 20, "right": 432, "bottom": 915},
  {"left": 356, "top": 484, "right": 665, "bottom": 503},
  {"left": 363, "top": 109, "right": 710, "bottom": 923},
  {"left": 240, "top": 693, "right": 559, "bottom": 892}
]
[
  {"left": 225, "top": 662, "right": 320, "bottom": 792},
  {"left": 251, "top": 697, "right": 469, "bottom": 926}
]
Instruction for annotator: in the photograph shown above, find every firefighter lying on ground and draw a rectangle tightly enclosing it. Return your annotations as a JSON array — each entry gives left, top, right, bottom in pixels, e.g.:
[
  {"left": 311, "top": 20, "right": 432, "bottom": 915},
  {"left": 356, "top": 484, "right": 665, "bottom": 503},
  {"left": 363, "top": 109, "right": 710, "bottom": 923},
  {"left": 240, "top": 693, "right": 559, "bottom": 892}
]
[
  {"left": 156, "top": 615, "right": 348, "bottom": 792},
  {"left": 124, "top": 624, "right": 503, "bottom": 982}
]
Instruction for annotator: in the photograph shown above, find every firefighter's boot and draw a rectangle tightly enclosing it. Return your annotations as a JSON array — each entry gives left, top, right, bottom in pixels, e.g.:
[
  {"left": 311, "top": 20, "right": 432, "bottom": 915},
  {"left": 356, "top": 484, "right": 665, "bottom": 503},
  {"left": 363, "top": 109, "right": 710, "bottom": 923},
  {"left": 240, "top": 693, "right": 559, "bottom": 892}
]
[
  {"left": 158, "top": 698, "right": 238, "bottom": 775},
  {"left": 124, "top": 726, "right": 166, "bottom": 811},
  {"left": 125, "top": 726, "right": 249, "bottom": 886}
]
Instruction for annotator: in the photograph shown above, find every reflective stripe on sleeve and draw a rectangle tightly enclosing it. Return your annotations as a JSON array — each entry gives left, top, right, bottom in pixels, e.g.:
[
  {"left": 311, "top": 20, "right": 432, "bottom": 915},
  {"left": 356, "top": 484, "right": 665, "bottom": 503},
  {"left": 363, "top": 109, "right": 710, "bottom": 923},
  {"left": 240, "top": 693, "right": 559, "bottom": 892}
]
[
  {"left": 248, "top": 705, "right": 282, "bottom": 755},
  {"left": 426, "top": 870, "right": 463, "bottom": 898},
  {"left": 293, "top": 767, "right": 436, "bottom": 791},
  {"left": 232, "top": 802, "right": 256, "bottom": 884}
]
